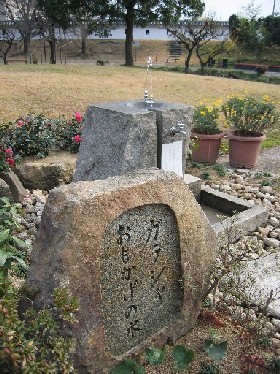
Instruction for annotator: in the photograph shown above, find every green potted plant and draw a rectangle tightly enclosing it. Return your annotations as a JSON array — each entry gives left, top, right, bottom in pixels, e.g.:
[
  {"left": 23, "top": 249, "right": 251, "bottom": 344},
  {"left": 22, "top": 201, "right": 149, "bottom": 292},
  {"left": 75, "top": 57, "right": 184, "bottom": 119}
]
[
  {"left": 191, "top": 103, "right": 225, "bottom": 164},
  {"left": 222, "top": 94, "right": 279, "bottom": 168}
]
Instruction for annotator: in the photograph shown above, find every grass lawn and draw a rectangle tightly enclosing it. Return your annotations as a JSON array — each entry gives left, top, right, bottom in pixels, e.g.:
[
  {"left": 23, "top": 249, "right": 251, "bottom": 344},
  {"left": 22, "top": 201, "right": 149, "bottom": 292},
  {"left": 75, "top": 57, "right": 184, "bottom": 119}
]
[{"left": 0, "top": 63, "right": 279, "bottom": 146}]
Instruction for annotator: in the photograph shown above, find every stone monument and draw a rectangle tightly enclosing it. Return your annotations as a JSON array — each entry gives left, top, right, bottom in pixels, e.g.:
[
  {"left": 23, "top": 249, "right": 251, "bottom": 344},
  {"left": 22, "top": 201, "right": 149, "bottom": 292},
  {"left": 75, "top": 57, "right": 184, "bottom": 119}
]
[
  {"left": 73, "top": 100, "right": 194, "bottom": 181},
  {"left": 26, "top": 169, "right": 217, "bottom": 372}
]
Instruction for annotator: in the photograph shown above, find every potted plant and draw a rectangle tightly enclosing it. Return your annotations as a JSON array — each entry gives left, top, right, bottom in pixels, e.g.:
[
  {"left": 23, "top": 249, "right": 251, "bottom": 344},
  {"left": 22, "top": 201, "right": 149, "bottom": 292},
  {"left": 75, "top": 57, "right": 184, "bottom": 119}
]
[
  {"left": 222, "top": 95, "right": 279, "bottom": 168},
  {"left": 191, "top": 103, "right": 225, "bottom": 164}
]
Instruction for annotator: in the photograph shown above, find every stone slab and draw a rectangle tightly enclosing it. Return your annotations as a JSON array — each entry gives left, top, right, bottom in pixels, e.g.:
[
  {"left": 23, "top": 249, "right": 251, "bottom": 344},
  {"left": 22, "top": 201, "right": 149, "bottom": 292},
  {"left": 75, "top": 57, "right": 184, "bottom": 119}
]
[
  {"left": 213, "top": 205, "right": 268, "bottom": 244},
  {"left": 184, "top": 173, "right": 202, "bottom": 200},
  {"left": 26, "top": 169, "right": 217, "bottom": 372},
  {"left": 14, "top": 151, "right": 77, "bottom": 191},
  {"left": 74, "top": 103, "right": 158, "bottom": 181},
  {"left": 237, "top": 253, "right": 280, "bottom": 318},
  {"left": 200, "top": 185, "right": 254, "bottom": 214},
  {"left": 0, "top": 170, "right": 28, "bottom": 202},
  {"left": 0, "top": 177, "right": 12, "bottom": 200},
  {"left": 73, "top": 100, "right": 194, "bottom": 182}
]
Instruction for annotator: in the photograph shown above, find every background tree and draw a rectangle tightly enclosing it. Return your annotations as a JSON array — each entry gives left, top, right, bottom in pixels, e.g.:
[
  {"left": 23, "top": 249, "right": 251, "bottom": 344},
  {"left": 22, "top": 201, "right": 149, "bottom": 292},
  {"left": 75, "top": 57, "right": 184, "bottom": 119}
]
[
  {"left": 261, "top": 15, "right": 280, "bottom": 46},
  {"left": 36, "top": 0, "right": 84, "bottom": 64},
  {"left": 0, "top": 0, "right": 37, "bottom": 57},
  {"left": 36, "top": 0, "right": 107, "bottom": 64},
  {"left": 170, "top": 15, "right": 229, "bottom": 71},
  {"left": 83, "top": 0, "right": 205, "bottom": 66},
  {"left": 229, "top": 14, "right": 264, "bottom": 56},
  {"left": 195, "top": 38, "right": 234, "bottom": 73},
  {"left": 0, "top": 26, "right": 16, "bottom": 63}
]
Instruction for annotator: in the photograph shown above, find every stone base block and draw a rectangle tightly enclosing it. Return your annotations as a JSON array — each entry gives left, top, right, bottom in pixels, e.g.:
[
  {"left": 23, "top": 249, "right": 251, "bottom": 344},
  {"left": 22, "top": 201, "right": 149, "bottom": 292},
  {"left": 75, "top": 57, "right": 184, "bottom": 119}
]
[{"left": 26, "top": 169, "right": 217, "bottom": 372}]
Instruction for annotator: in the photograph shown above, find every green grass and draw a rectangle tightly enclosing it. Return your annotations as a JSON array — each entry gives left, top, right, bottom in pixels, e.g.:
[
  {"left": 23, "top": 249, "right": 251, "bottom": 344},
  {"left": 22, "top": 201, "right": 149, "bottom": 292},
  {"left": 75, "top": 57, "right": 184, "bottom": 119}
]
[{"left": 262, "top": 129, "right": 280, "bottom": 148}]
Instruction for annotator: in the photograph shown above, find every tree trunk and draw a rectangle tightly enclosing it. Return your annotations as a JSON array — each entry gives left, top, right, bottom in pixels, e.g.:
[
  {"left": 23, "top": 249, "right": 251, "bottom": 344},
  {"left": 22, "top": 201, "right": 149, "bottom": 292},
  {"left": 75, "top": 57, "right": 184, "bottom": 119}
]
[
  {"left": 200, "top": 62, "right": 207, "bottom": 73},
  {"left": 48, "top": 26, "right": 56, "bottom": 64},
  {"left": 43, "top": 40, "right": 47, "bottom": 63},
  {"left": 3, "top": 52, "right": 8, "bottom": 64},
  {"left": 124, "top": 3, "right": 134, "bottom": 66},
  {"left": 23, "top": 34, "right": 31, "bottom": 57},
  {"left": 2, "top": 39, "right": 13, "bottom": 64},
  {"left": 184, "top": 48, "right": 194, "bottom": 72},
  {"left": 81, "top": 23, "right": 87, "bottom": 59}
]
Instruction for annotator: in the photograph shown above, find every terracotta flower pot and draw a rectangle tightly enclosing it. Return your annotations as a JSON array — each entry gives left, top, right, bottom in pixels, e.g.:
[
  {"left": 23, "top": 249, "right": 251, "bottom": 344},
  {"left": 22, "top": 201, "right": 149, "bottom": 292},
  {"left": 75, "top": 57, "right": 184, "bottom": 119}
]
[
  {"left": 191, "top": 132, "right": 225, "bottom": 164},
  {"left": 227, "top": 131, "right": 266, "bottom": 169}
]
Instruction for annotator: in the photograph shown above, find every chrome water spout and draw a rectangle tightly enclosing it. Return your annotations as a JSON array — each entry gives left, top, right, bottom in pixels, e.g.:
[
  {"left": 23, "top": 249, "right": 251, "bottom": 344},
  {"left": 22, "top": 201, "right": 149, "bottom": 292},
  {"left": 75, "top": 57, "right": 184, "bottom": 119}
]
[
  {"left": 144, "top": 56, "right": 153, "bottom": 103},
  {"left": 144, "top": 90, "right": 149, "bottom": 102},
  {"left": 170, "top": 122, "right": 186, "bottom": 136}
]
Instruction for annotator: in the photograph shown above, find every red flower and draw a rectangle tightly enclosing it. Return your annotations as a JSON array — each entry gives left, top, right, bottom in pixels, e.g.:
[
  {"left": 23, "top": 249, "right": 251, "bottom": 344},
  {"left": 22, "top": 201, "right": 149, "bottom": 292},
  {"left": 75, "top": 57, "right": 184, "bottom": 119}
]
[
  {"left": 75, "top": 112, "right": 83, "bottom": 123},
  {"left": 18, "top": 120, "right": 24, "bottom": 127},
  {"left": 6, "top": 158, "right": 15, "bottom": 166},
  {"left": 73, "top": 135, "right": 81, "bottom": 143},
  {"left": 67, "top": 121, "right": 72, "bottom": 125}
]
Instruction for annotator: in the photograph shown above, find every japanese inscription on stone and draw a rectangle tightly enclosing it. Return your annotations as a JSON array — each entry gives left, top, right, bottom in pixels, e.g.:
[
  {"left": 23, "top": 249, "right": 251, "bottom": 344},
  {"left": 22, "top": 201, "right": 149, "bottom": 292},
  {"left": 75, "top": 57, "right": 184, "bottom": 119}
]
[{"left": 101, "top": 204, "right": 183, "bottom": 356}]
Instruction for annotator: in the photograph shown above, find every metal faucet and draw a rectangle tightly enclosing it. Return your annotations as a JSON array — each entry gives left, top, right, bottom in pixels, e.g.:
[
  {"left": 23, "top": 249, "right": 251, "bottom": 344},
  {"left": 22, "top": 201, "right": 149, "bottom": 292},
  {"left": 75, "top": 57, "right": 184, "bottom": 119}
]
[
  {"left": 170, "top": 122, "right": 186, "bottom": 136},
  {"left": 144, "top": 90, "right": 149, "bottom": 102},
  {"left": 144, "top": 56, "right": 153, "bottom": 103}
]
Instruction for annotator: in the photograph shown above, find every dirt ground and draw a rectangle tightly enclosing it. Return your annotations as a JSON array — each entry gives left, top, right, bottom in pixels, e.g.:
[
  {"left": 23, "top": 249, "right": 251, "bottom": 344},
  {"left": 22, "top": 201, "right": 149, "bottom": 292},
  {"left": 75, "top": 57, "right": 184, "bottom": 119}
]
[
  {"left": 129, "top": 309, "right": 279, "bottom": 373},
  {"left": 217, "top": 146, "right": 280, "bottom": 176},
  {"left": 0, "top": 63, "right": 279, "bottom": 125}
]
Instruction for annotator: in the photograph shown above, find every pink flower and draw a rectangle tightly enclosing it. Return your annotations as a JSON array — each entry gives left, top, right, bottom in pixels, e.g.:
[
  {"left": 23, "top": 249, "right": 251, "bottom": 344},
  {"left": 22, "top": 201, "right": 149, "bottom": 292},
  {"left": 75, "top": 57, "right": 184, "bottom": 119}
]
[
  {"left": 18, "top": 120, "right": 24, "bottom": 127},
  {"left": 75, "top": 112, "right": 83, "bottom": 123},
  {"left": 67, "top": 121, "right": 72, "bottom": 125},
  {"left": 5, "top": 148, "right": 13, "bottom": 156},
  {"left": 73, "top": 135, "right": 81, "bottom": 143}
]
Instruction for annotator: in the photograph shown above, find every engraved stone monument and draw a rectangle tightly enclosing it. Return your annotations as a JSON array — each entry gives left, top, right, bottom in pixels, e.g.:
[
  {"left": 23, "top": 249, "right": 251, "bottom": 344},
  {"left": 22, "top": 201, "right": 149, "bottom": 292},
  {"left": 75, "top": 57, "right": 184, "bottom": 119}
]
[
  {"left": 26, "top": 169, "right": 217, "bottom": 372},
  {"left": 73, "top": 100, "right": 194, "bottom": 181}
]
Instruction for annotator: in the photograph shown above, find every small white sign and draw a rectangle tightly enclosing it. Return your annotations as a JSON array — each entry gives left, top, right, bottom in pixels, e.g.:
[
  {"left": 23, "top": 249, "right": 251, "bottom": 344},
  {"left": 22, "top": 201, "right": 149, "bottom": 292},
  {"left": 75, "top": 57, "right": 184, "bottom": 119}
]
[
  {"left": 161, "top": 140, "right": 183, "bottom": 178},
  {"left": 132, "top": 41, "right": 141, "bottom": 47}
]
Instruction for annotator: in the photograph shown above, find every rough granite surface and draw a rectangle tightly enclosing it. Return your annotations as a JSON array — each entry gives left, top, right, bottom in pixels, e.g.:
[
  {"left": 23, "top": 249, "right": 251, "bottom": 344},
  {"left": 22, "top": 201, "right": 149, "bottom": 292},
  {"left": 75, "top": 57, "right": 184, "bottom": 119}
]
[
  {"left": 26, "top": 169, "right": 217, "bottom": 373},
  {"left": 73, "top": 101, "right": 194, "bottom": 182},
  {"left": 14, "top": 151, "right": 76, "bottom": 191}
]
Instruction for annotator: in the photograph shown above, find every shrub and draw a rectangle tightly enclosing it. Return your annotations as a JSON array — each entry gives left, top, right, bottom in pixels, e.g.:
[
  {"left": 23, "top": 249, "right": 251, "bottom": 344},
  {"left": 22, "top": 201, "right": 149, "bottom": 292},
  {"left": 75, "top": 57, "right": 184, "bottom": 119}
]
[
  {"left": 255, "top": 66, "right": 267, "bottom": 75},
  {"left": 193, "top": 103, "right": 222, "bottom": 135},
  {"left": 221, "top": 95, "right": 279, "bottom": 136},
  {"left": 2, "top": 112, "right": 84, "bottom": 160},
  {"left": 0, "top": 285, "right": 78, "bottom": 372},
  {"left": 51, "top": 112, "right": 83, "bottom": 153},
  {"left": 0, "top": 145, "right": 16, "bottom": 172},
  {"left": 0, "top": 197, "right": 28, "bottom": 279},
  {"left": 0, "top": 197, "right": 78, "bottom": 371},
  {"left": 8, "top": 114, "right": 54, "bottom": 158}
]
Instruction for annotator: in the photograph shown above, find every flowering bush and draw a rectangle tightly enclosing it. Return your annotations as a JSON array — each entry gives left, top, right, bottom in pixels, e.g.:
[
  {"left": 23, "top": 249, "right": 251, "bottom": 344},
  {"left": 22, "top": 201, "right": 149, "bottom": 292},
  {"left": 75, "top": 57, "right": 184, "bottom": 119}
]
[
  {"left": 221, "top": 95, "right": 279, "bottom": 137},
  {"left": 51, "top": 112, "right": 83, "bottom": 153},
  {"left": 8, "top": 114, "right": 54, "bottom": 158},
  {"left": 2, "top": 112, "right": 84, "bottom": 160},
  {"left": 193, "top": 104, "right": 222, "bottom": 135},
  {"left": 0, "top": 145, "right": 16, "bottom": 172}
]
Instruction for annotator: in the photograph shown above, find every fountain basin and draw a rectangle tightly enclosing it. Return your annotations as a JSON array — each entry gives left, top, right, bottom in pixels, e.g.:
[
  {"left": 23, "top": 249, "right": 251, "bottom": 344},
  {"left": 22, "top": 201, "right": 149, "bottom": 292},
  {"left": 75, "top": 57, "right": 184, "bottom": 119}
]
[
  {"left": 74, "top": 100, "right": 194, "bottom": 182},
  {"left": 184, "top": 174, "right": 268, "bottom": 244},
  {"left": 126, "top": 101, "right": 167, "bottom": 110}
]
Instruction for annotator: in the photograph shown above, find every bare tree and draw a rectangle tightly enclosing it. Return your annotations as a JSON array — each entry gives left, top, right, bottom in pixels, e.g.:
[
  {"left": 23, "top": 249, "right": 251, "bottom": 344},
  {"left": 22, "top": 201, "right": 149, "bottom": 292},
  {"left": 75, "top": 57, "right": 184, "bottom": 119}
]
[
  {"left": 0, "top": 25, "right": 16, "bottom": 63},
  {"left": 0, "top": 0, "right": 37, "bottom": 57},
  {"left": 241, "top": 0, "right": 261, "bottom": 19},
  {"left": 169, "top": 16, "right": 229, "bottom": 72},
  {"left": 195, "top": 38, "right": 234, "bottom": 73}
]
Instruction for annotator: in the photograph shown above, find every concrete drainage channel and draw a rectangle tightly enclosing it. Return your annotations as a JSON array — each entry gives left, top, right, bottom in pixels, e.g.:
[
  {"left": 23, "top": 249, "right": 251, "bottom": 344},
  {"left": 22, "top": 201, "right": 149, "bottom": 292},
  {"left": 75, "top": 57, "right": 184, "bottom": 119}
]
[{"left": 184, "top": 174, "right": 268, "bottom": 243}]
